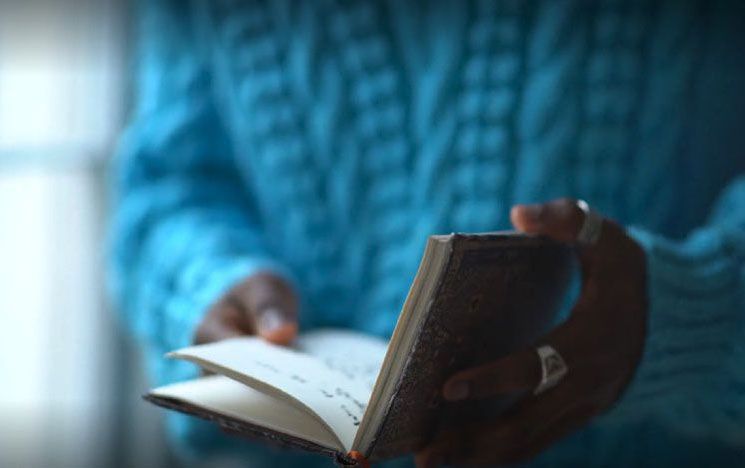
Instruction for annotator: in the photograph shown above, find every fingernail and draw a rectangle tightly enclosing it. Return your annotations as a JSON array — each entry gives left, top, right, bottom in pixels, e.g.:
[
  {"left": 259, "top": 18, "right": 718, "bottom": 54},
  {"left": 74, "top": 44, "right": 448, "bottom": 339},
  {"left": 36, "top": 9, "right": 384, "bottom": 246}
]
[
  {"left": 259, "top": 307, "right": 286, "bottom": 333},
  {"left": 443, "top": 380, "right": 469, "bottom": 401},
  {"left": 521, "top": 204, "right": 544, "bottom": 224}
]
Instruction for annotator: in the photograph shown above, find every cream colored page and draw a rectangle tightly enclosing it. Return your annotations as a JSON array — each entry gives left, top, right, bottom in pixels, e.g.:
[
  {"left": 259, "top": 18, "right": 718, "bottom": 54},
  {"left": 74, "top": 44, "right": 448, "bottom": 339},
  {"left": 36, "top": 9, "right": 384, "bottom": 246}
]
[
  {"left": 151, "top": 375, "right": 340, "bottom": 449},
  {"left": 169, "top": 335, "right": 377, "bottom": 451},
  {"left": 295, "top": 329, "right": 388, "bottom": 390}
]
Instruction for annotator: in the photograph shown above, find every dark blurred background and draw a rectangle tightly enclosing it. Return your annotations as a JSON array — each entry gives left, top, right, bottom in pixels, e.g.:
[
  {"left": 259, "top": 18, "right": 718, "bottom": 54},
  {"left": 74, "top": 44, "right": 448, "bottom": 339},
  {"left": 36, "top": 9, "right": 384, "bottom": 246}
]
[{"left": 0, "top": 1, "right": 216, "bottom": 467}]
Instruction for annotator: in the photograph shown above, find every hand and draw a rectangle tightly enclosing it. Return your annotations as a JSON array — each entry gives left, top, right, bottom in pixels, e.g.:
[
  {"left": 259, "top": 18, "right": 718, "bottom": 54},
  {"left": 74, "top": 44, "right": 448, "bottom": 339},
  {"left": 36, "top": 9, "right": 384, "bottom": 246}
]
[
  {"left": 194, "top": 272, "right": 298, "bottom": 346},
  {"left": 416, "top": 198, "right": 647, "bottom": 467}
]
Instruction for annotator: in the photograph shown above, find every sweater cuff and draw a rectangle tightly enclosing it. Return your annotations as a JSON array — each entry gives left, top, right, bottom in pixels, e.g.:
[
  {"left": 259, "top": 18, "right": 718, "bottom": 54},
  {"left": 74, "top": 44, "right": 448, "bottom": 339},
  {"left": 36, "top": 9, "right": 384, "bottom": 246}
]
[{"left": 601, "top": 226, "right": 743, "bottom": 427}]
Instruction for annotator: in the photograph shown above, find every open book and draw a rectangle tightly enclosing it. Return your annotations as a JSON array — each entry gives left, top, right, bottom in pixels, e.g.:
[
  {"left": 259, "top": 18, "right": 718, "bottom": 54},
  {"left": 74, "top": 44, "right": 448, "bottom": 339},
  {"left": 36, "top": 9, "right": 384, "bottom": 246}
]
[{"left": 145, "top": 233, "right": 574, "bottom": 464}]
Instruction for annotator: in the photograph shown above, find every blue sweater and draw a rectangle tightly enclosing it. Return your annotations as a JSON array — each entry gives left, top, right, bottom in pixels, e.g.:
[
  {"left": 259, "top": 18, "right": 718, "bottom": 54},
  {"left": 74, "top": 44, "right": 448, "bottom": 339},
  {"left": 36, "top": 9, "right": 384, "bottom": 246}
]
[{"left": 110, "top": 1, "right": 745, "bottom": 466}]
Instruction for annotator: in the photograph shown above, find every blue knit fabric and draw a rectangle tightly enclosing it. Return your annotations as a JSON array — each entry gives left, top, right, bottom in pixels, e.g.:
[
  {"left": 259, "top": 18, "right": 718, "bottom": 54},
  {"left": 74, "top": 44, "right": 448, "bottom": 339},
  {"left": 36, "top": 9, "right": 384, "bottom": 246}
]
[{"left": 110, "top": 0, "right": 745, "bottom": 466}]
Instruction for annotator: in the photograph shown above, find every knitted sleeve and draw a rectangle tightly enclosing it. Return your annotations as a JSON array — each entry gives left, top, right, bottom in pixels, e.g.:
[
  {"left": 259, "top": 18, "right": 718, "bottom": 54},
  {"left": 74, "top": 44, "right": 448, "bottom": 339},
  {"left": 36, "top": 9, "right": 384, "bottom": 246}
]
[
  {"left": 109, "top": 0, "right": 288, "bottom": 384},
  {"left": 599, "top": 175, "right": 745, "bottom": 446}
]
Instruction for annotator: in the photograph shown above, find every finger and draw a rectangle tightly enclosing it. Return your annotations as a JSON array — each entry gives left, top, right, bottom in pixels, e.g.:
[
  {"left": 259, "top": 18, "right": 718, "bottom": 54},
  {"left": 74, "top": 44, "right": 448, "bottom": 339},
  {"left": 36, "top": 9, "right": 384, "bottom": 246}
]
[
  {"left": 255, "top": 306, "right": 298, "bottom": 345},
  {"left": 417, "top": 427, "right": 474, "bottom": 468},
  {"left": 442, "top": 348, "right": 540, "bottom": 401},
  {"left": 510, "top": 198, "right": 634, "bottom": 276},
  {"left": 510, "top": 198, "right": 585, "bottom": 243},
  {"left": 495, "top": 401, "right": 600, "bottom": 465},
  {"left": 194, "top": 300, "right": 252, "bottom": 344},
  {"left": 443, "top": 321, "right": 576, "bottom": 401},
  {"left": 431, "top": 382, "right": 589, "bottom": 466},
  {"left": 414, "top": 446, "right": 441, "bottom": 468},
  {"left": 234, "top": 272, "right": 299, "bottom": 345}
]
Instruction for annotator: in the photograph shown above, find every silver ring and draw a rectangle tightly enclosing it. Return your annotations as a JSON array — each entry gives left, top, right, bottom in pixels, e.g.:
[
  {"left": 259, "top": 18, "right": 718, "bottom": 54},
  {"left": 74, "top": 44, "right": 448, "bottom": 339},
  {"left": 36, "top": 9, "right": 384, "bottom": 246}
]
[
  {"left": 576, "top": 199, "right": 603, "bottom": 245},
  {"left": 534, "top": 345, "right": 568, "bottom": 395}
]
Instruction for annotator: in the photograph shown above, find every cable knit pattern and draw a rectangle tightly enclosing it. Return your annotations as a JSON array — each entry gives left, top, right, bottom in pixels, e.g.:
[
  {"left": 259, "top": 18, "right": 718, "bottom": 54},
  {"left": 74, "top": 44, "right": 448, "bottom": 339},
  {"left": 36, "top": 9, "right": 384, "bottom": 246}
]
[
  {"left": 451, "top": 0, "right": 523, "bottom": 230},
  {"left": 577, "top": 1, "right": 650, "bottom": 214},
  {"left": 323, "top": 0, "right": 416, "bottom": 334},
  {"left": 627, "top": 0, "right": 708, "bottom": 234},
  {"left": 110, "top": 0, "right": 745, "bottom": 466}
]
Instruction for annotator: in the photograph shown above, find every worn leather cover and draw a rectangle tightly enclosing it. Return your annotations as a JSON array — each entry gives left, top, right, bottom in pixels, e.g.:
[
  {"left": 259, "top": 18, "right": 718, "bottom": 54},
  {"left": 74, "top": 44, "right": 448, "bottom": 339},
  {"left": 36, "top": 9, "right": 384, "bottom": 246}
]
[{"left": 367, "top": 234, "right": 574, "bottom": 460}]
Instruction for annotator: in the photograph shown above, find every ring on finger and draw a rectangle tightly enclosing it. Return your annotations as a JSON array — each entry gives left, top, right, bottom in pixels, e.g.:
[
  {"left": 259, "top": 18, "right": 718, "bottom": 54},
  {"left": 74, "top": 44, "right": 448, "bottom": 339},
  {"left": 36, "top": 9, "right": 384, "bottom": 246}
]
[
  {"left": 575, "top": 199, "right": 603, "bottom": 246},
  {"left": 534, "top": 345, "right": 568, "bottom": 395}
]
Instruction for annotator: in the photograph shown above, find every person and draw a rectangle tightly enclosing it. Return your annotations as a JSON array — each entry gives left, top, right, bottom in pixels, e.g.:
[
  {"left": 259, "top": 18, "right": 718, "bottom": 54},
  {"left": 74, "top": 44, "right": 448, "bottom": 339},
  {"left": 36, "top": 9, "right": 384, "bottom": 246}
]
[{"left": 110, "top": 1, "right": 745, "bottom": 466}]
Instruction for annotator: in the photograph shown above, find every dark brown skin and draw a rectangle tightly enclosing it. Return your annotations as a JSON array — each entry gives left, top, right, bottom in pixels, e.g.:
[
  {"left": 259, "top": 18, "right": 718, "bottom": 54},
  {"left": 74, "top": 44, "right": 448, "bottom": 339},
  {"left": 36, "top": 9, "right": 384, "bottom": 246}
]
[
  {"left": 194, "top": 271, "right": 299, "bottom": 347},
  {"left": 416, "top": 198, "right": 648, "bottom": 467}
]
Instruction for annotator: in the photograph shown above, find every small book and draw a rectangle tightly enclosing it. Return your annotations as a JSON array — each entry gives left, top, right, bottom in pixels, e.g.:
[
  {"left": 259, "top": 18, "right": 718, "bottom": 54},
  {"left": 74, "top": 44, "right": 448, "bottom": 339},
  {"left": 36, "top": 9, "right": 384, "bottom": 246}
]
[{"left": 145, "top": 233, "right": 574, "bottom": 464}]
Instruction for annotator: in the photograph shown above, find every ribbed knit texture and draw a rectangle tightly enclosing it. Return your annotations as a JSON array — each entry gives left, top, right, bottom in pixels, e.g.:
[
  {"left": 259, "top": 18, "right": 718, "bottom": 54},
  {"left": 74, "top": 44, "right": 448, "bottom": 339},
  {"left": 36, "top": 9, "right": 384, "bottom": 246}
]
[{"left": 110, "top": 0, "right": 745, "bottom": 466}]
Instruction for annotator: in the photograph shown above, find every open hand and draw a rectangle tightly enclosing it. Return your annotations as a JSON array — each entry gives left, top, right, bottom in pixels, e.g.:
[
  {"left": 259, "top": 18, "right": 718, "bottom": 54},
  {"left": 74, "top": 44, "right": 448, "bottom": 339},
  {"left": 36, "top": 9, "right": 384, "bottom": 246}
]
[
  {"left": 194, "top": 272, "right": 298, "bottom": 346},
  {"left": 416, "top": 198, "right": 648, "bottom": 467}
]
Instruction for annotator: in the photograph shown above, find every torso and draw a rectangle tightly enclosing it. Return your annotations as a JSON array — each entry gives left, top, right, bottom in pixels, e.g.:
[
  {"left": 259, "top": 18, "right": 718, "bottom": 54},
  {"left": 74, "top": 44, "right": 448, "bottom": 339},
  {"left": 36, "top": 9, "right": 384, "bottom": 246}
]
[{"left": 195, "top": 0, "right": 745, "bottom": 333}]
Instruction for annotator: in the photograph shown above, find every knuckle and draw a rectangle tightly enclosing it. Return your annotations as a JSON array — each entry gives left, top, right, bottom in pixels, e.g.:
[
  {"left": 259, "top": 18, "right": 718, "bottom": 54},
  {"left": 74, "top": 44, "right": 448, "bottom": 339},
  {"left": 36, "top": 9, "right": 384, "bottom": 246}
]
[{"left": 556, "top": 197, "right": 577, "bottom": 209}]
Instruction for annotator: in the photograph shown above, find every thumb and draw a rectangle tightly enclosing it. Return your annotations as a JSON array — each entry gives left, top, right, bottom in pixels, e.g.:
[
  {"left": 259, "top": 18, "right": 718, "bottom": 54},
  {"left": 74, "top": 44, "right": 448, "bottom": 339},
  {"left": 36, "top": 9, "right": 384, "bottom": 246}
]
[
  {"left": 241, "top": 272, "right": 299, "bottom": 346},
  {"left": 255, "top": 305, "right": 298, "bottom": 345},
  {"left": 510, "top": 198, "right": 585, "bottom": 243}
]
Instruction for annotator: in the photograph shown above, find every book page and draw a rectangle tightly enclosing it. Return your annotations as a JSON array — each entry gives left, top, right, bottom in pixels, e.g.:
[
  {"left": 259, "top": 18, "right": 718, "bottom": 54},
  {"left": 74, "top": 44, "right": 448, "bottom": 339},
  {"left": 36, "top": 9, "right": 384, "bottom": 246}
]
[
  {"left": 168, "top": 330, "right": 387, "bottom": 452},
  {"left": 150, "top": 375, "right": 340, "bottom": 450},
  {"left": 295, "top": 329, "right": 387, "bottom": 390}
]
